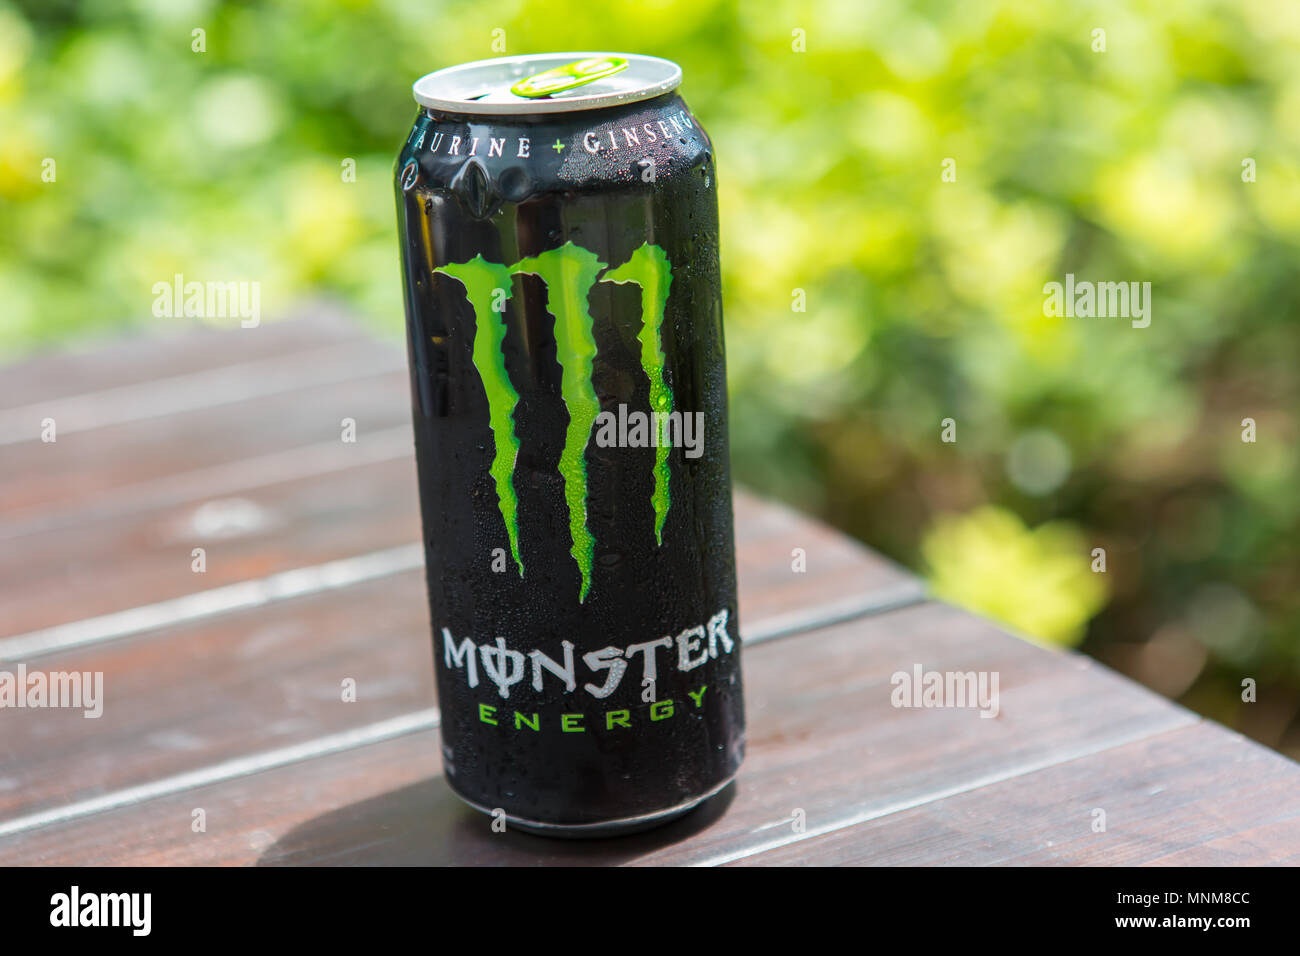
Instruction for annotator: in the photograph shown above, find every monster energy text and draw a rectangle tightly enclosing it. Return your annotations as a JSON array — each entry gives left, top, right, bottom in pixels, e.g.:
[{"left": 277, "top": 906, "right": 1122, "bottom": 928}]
[{"left": 443, "top": 607, "right": 733, "bottom": 700}]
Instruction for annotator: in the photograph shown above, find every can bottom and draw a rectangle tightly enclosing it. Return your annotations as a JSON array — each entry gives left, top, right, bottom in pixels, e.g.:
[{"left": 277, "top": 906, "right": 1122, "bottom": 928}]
[{"left": 454, "top": 775, "right": 737, "bottom": 839}]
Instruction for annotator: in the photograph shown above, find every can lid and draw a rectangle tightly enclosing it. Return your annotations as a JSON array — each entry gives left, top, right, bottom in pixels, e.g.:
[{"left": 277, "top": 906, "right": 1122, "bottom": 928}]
[{"left": 412, "top": 52, "right": 682, "bottom": 115}]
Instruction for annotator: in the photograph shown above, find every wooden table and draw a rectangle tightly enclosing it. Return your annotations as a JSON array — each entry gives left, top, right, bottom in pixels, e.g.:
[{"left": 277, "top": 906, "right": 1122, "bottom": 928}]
[{"left": 2, "top": 312, "right": 1298, "bottom": 866}]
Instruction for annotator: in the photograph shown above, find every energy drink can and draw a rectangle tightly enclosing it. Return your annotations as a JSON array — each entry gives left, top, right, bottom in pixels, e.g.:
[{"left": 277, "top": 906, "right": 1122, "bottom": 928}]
[{"left": 394, "top": 52, "right": 744, "bottom": 836}]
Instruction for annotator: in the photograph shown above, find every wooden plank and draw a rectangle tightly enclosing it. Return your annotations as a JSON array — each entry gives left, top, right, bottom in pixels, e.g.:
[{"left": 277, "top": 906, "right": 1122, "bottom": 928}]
[
  {"left": 0, "top": 453, "right": 912, "bottom": 643},
  {"left": 0, "top": 454, "right": 421, "bottom": 636},
  {"left": 0, "top": 603, "right": 1200, "bottom": 865},
  {"left": 0, "top": 363, "right": 408, "bottom": 512},
  {"left": 0, "top": 306, "right": 372, "bottom": 410},
  {"left": 0, "top": 572, "right": 434, "bottom": 819},
  {"left": 0, "top": 425, "right": 413, "bottom": 545},
  {"left": 731, "top": 722, "right": 1300, "bottom": 865},
  {"left": 626, "top": 606, "right": 1199, "bottom": 866}
]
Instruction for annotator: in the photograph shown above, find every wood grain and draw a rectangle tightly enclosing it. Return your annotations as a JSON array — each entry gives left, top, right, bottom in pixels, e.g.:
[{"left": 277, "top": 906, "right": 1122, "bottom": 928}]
[
  {"left": 0, "top": 362, "right": 408, "bottom": 512},
  {"left": 731, "top": 721, "right": 1300, "bottom": 866},
  {"left": 0, "top": 306, "right": 370, "bottom": 411},
  {"left": 0, "top": 462, "right": 911, "bottom": 643},
  {"left": 0, "top": 455, "right": 420, "bottom": 636}
]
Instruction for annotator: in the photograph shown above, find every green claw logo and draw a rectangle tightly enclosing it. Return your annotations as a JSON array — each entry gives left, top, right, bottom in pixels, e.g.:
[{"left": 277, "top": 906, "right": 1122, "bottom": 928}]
[{"left": 435, "top": 241, "right": 674, "bottom": 603}]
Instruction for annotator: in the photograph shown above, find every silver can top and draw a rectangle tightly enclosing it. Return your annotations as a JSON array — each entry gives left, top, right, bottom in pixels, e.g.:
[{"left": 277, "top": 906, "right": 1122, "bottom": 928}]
[{"left": 412, "top": 52, "right": 682, "bottom": 115}]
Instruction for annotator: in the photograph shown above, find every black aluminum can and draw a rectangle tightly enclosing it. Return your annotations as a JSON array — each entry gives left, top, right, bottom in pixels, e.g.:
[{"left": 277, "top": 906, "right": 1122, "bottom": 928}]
[{"left": 394, "top": 53, "right": 743, "bottom": 835}]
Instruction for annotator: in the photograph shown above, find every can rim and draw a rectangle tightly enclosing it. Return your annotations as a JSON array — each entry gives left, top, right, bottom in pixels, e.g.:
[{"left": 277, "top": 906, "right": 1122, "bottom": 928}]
[
  {"left": 452, "top": 773, "right": 736, "bottom": 836},
  {"left": 412, "top": 52, "right": 682, "bottom": 115}
]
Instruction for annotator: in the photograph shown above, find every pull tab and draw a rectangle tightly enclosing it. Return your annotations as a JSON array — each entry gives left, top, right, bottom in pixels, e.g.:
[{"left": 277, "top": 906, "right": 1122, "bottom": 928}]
[{"left": 509, "top": 56, "right": 629, "bottom": 98}]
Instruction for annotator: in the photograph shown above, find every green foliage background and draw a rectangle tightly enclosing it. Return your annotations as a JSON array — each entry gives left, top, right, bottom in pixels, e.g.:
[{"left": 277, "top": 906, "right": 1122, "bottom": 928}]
[{"left": 2, "top": 0, "right": 1297, "bottom": 755}]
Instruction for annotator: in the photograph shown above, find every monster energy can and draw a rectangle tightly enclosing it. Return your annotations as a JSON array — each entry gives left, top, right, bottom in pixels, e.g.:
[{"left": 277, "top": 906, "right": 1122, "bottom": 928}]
[{"left": 395, "top": 53, "right": 744, "bottom": 836}]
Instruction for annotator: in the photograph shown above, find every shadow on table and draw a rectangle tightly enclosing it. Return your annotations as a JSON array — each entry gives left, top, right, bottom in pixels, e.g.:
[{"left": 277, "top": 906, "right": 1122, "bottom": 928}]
[{"left": 257, "top": 775, "right": 736, "bottom": 865}]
